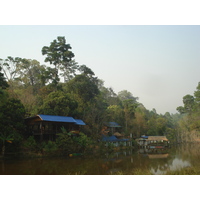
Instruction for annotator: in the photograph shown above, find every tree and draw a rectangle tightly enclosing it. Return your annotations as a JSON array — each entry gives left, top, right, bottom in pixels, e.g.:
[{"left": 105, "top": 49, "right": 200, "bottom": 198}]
[
  {"left": 0, "top": 98, "right": 25, "bottom": 155},
  {"left": 194, "top": 82, "right": 200, "bottom": 104},
  {"left": 176, "top": 106, "right": 186, "bottom": 114},
  {"left": 183, "top": 94, "right": 194, "bottom": 113},
  {"left": 0, "top": 66, "right": 9, "bottom": 106},
  {"left": 60, "top": 60, "right": 79, "bottom": 82},
  {"left": 107, "top": 105, "right": 123, "bottom": 123},
  {"left": 13, "top": 59, "right": 54, "bottom": 90},
  {"left": 41, "top": 36, "right": 75, "bottom": 86},
  {"left": 79, "top": 65, "right": 95, "bottom": 77},
  {"left": 132, "top": 106, "right": 148, "bottom": 137},
  {"left": 66, "top": 74, "right": 100, "bottom": 105},
  {"left": 65, "top": 74, "right": 100, "bottom": 120},
  {"left": 0, "top": 56, "right": 21, "bottom": 83},
  {"left": 176, "top": 94, "right": 195, "bottom": 114},
  {"left": 0, "top": 66, "right": 9, "bottom": 90},
  {"left": 39, "top": 91, "right": 78, "bottom": 116},
  {"left": 122, "top": 99, "right": 137, "bottom": 133},
  {"left": 118, "top": 90, "right": 139, "bottom": 102}
]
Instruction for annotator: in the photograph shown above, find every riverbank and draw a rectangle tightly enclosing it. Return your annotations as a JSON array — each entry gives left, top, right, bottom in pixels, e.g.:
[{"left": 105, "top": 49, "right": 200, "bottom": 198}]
[
  {"left": 0, "top": 145, "right": 135, "bottom": 160},
  {"left": 111, "top": 166, "right": 200, "bottom": 175}
]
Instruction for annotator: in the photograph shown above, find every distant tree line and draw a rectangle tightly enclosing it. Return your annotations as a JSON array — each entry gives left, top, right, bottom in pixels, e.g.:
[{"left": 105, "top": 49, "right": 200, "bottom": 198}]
[{"left": 176, "top": 82, "right": 200, "bottom": 142}]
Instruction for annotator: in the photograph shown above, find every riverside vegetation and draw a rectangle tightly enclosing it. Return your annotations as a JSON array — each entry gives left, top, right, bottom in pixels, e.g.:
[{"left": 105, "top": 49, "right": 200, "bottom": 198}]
[{"left": 1, "top": 36, "right": 200, "bottom": 168}]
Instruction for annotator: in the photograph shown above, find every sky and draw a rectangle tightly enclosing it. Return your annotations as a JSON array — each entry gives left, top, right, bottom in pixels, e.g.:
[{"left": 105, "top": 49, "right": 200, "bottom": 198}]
[{"left": 1, "top": 25, "right": 200, "bottom": 114}]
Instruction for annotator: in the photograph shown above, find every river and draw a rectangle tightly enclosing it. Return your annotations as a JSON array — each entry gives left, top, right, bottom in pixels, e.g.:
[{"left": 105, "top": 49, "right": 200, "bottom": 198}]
[{"left": 1, "top": 143, "right": 200, "bottom": 175}]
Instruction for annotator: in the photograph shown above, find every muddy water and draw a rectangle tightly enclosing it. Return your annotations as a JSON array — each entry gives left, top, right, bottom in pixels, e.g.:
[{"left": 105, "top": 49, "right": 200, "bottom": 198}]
[{"left": 1, "top": 144, "right": 200, "bottom": 175}]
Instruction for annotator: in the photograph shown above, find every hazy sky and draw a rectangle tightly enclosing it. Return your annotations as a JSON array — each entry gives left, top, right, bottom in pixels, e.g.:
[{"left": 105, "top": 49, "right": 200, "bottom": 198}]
[{"left": 1, "top": 25, "right": 200, "bottom": 114}]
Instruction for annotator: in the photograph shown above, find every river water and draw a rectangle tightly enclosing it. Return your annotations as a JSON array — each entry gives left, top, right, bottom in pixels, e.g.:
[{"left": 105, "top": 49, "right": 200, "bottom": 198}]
[{"left": 1, "top": 143, "right": 200, "bottom": 175}]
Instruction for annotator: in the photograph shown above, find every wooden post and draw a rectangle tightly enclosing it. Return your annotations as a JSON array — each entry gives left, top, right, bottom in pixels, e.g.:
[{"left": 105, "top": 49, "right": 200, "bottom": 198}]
[{"left": 40, "top": 122, "right": 43, "bottom": 142}]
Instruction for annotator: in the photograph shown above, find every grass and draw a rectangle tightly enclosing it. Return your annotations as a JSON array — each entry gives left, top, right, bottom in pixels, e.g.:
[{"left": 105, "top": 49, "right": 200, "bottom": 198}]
[
  {"left": 109, "top": 166, "right": 200, "bottom": 175},
  {"left": 165, "top": 167, "right": 200, "bottom": 175},
  {"left": 110, "top": 168, "right": 153, "bottom": 175}
]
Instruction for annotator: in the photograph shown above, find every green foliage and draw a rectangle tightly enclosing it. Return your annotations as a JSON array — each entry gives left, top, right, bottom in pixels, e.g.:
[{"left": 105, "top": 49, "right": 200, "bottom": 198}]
[
  {"left": 175, "top": 81, "right": 200, "bottom": 142},
  {"left": 66, "top": 74, "right": 99, "bottom": 104},
  {"left": 56, "top": 128, "right": 93, "bottom": 154},
  {"left": 42, "top": 36, "right": 75, "bottom": 68},
  {"left": 73, "top": 132, "right": 93, "bottom": 152},
  {"left": 56, "top": 128, "right": 77, "bottom": 153},
  {"left": 38, "top": 91, "right": 78, "bottom": 116},
  {"left": 23, "top": 136, "right": 37, "bottom": 151},
  {"left": 107, "top": 105, "right": 123, "bottom": 124},
  {"left": 0, "top": 66, "right": 9, "bottom": 89},
  {"left": 42, "top": 36, "right": 75, "bottom": 87},
  {"left": 43, "top": 141, "right": 58, "bottom": 153},
  {"left": 0, "top": 98, "right": 25, "bottom": 147},
  {"left": 177, "top": 94, "right": 195, "bottom": 114}
]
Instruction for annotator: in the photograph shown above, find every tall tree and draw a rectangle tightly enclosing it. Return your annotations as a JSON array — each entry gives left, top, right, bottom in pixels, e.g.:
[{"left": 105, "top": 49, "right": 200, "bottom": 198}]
[
  {"left": 60, "top": 60, "right": 79, "bottom": 82},
  {"left": 0, "top": 56, "right": 21, "bottom": 83},
  {"left": 42, "top": 36, "right": 75, "bottom": 86}
]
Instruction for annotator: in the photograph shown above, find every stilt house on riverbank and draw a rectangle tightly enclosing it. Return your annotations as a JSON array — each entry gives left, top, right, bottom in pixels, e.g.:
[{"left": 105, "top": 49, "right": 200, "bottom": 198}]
[
  {"left": 136, "top": 135, "right": 169, "bottom": 149},
  {"left": 101, "top": 122, "right": 130, "bottom": 147},
  {"left": 25, "top": 114, "right": 86, "bottom": 141}
]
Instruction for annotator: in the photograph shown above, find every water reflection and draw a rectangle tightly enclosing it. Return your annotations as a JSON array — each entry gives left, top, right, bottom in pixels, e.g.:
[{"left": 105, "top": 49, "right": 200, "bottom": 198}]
[
  {"left": 150, "top": 158, "right": 191, "bottom": 175},
  {"left": 137, "top": 146, "right": 192, "bottom": 174},
  {"left": 0, "top": 144, "right": 199, "bottom": 175}
]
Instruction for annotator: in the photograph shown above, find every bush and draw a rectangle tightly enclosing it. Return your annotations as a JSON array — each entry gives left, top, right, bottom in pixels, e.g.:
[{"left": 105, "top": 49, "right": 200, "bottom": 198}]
[
  {"left": 56, "top": 128, "right": 94, "bottom": 154},
  {"left": 56, "top": 128, "right": 77, "bottom": 153},
  {"left": 43, "top": 141, "right": 58, "bottom": 154},
  {"left": 23, "top": 136, "right": 37, "bottom": 152},
  {"left": 73, "top": 132, "right": 93, "bottom": 152}
]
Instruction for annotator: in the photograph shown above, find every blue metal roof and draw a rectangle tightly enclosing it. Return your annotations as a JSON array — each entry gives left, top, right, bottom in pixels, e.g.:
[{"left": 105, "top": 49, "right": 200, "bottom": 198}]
[
  {"left": 102, "top": 135, "right": 129, "bottom": 142},
  {"left": 102, "top": 135, "right": 118, "bottom": 142},
  {"left": 38, "top": 115, "right": 77, "bottom": 123},
  {"left": 74, "top": 119, "right": 86, "bottom": 126},
  {"left": 26, "top": 114, "right": 86, "bottom": 125},
  {"left": 141, "top": 135, "right": 148, "bottom": 139}
]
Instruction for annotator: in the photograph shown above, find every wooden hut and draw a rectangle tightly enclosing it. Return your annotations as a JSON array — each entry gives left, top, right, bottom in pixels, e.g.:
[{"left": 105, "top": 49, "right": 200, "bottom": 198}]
[
  {"left": 104, "top": 122, "right": 121, "bottom": 135},
  {"left": 137, "top": 136, "right": 169, "bottom": 148},
  {"left": 25, "top": 114, "right": 86, "bottom": 141}
]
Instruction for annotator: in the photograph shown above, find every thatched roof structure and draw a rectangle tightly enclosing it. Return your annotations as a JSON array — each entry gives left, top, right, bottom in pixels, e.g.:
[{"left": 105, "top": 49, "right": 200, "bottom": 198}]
[
  {"left": 147, "top": 136, "right": 168, "bottom": 141},
  {"left": 113, "top": 132, "right": 123, "bottom": 137}
]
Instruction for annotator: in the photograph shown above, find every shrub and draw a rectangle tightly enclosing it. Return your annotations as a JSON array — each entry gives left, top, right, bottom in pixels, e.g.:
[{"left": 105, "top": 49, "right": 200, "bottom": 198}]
[
  {"left": 43, "top": 140, "right": 58, "bottom": 154},
  {"left": 23, "top": 136, "right": 37, "bottom": 151}
]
